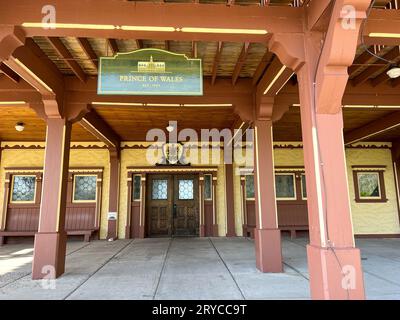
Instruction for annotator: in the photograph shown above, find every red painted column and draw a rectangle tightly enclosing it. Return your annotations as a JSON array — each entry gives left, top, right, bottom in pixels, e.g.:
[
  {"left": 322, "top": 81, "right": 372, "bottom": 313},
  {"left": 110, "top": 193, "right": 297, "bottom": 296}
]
[
  {"left": 107, "top": 149, "right": 120, "bottom": 240},
  {"left": 297, "top": 63, "right": 365, "bottom": 299},
  {"left": 225, "top": 164, "right": 236, "bottom": 237},
  {"left": 32, "top": 118, "right": 71, "bottom": 279},
  {"left": 253, "top": 119, "right": 283, "bottom": 273}
]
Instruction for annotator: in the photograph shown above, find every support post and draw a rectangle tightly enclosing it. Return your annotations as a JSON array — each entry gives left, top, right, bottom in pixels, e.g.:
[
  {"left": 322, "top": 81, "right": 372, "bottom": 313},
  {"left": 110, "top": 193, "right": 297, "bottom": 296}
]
[
  {"left": 225, "top": 164, "right": 236, "bottom": 237},
  {"left": 253, "top": 119, "right": 283, "bottom": 273},
  {"left": 107, "top": 148, "right": 120, "bottom": 240},
  {"left": 32, "top": 118, "right": 71, "bottom": 279}
]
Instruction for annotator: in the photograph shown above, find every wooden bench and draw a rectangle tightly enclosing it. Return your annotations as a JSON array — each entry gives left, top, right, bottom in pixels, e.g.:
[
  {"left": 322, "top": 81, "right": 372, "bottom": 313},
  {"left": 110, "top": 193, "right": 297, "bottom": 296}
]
[
  {"left": 280, "top": 226, "right": 309, "bottom": 239},
  {"left": 0, "top": 228, "right": 99, "bottom": 246}
]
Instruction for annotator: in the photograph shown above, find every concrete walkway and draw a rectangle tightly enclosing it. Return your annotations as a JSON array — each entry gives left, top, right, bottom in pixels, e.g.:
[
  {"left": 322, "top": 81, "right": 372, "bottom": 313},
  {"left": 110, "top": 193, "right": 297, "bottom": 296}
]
[{"left": 0, "top": 237, "right": 399, "bottom": 300}]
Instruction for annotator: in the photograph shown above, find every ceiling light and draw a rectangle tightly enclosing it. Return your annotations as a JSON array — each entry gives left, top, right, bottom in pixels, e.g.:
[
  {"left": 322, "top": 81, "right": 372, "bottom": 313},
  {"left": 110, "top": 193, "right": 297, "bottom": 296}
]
[
  {"left": 387, "top": 66, "right": 400, "bottom": 79},
  {"left": 0, "top": 101, "right": 26, "bottom": 105},
  {"left": 15, "top": 122, "right": 24, "bottom": 132},
  {"left": 263, "top": 65, "right": 287, "bottom": 95},
  {"left": 166, "top": 121, "right": 176, "bottom": 133},
  {"left": 121, "top": 26, "right": 175, "bottom": 32},
  {"left": 22, "top": 22, "right": 116, "bottom": 30},
  {"left": 369, "top": 33, "right": 400, "bottom": 39},
  {"left": 180, "top": 27, "right": 267, "bottom": 35}
]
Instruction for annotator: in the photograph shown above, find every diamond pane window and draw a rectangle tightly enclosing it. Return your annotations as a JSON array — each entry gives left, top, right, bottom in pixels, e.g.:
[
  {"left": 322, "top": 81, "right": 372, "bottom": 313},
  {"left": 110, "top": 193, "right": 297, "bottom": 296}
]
[
  {"left": 245, "top": 175, "right": 255, "bottom": 199},
  {"left": 357, "top": 172, "right": 381, "bottom": 198},
  {"left": 275, "top": 174, "right": 296, "bottom": 200},
  {"left": 152, "top": 179, "right": 168, "bottom": 200},
  {"left": 204, "top": 174, "right": 212, "bottom": 200},
  {"left": 11, "top": 175, "right": 36, "bottom": 202},
  {"left": 133, "top": 175, "right": 141, "bottom": 200},
  {"left": 73, "top": 175, "right": 97, "bottom": 202},
  {"left": 179, "top": 179, "right": 194, "bottom": 200}
]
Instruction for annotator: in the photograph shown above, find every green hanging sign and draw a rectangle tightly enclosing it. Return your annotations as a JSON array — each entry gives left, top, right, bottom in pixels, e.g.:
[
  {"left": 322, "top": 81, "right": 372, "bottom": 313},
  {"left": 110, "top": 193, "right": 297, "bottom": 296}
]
[{"left": 98, "top": 48, "right": 203, "bottom": 96}]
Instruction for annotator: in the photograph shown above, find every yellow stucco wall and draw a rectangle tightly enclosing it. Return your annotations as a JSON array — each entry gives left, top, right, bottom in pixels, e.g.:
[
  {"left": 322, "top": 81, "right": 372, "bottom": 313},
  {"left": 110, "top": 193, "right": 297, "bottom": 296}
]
[
  {"left": 118, "top": 144, "right": 227, "bottom": 238},
  {"left": 346, "top": 146, "right": 400, "bottom": 235},
  {"left": 0, "top": 142, "right": 110, "bottom": 239},
  {"left": 232, "top": 142, "right": 400, "bottom": 236},
  {"left": 0, "top": 141, "right": 399, "bottom": 239}
]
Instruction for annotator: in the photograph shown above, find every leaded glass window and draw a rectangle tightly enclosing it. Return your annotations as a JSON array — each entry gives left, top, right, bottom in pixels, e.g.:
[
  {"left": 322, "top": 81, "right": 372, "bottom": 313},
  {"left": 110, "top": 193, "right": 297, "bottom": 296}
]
[
  {"left": 133, "top": 175, "right": 141, "bottom": 200},
  {"left": 245, "top": 175, "right": 255, "bottom": 199},
  {"left": 152, "top": 179, "right": 168, "bottom": 200},
  {"left": 11, "top": 175, "right": 36, "bottom": 202},
  {"left": 357, "top": 172, "right": 380, "bottom": 198},
  {"left": 301, "top": 174, "right": 307, "bottom": 199},
  {"left": 204, "top": 174, "right": 212, "bottom": 200},
  {"left": 73, "top": 175, "right": 97, "bottom": 202},
  {"left": 179, "top": 179, "right": 194, "bottom": 200},
  {"left": 275, "top": 173, "right": 296, "bottom": 200}
]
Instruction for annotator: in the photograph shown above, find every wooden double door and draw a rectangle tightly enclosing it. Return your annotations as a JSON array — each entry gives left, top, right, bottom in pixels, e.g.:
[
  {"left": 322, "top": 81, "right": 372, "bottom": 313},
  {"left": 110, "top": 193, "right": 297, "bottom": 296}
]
[{"left": 146, "top": 174, "right": 199, "bottom": 237}]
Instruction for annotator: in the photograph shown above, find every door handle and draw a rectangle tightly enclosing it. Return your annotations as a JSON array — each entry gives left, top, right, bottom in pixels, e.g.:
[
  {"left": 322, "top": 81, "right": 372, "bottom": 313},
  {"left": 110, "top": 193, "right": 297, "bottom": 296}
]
[{"left": 173, "top": 204, "right": 177, "bottom": 218}]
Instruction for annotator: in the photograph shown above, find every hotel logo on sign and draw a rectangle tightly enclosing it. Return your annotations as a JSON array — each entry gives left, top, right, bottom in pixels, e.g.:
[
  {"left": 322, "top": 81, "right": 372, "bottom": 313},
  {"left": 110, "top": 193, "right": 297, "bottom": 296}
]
[{"left": 98, "top": 48, "right": 203, "bottom": 96}]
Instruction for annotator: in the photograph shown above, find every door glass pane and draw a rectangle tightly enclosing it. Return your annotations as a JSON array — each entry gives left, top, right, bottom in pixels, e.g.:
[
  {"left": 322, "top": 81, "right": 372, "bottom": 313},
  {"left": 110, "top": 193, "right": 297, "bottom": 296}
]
[
  {"left": 204, "top": 174, "right": 212, "bottom": 200},
  {"left": 152, "top": 179, "right": 168, "bottom": 200},
  {"left": 74, "top": 175, "right": 97, "bottom": 201},
  {"left": 12, "top": 176, "right": 36, "bottom": 202},
  {"left": 357, "top": 172, "right": 381, "bottom": 198},
  {"left": 245, "top": 175, "right": 255, "bottom": 199},
  {"left": 179, "top": 179, "right": 194, "bottom": 200},
  {"left": 133, "top": 175, "right": 141, "bottom": 200},
  {"left": 275, "top": 174, "right": 296, "bottom": 199}
]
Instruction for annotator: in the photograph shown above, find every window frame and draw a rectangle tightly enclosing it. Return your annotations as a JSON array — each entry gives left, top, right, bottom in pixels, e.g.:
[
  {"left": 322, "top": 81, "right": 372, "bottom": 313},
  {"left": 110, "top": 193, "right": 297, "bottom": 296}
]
[
  {"left": 10, "top": 174, "right": 37, "bottom": 204},
  {"left": 300, "top": 173, "right": 307, "bottom": 200},
  {"left": 204, "top": 174, "right": 213, "bottom": 201},
  {"left": 132, "top": 174, "right": 142, "bottom": 201},
  {"left": 72, "top": 174, "right": 98, "bottom": 203},
  {"left": 275, "top": 172, "right": 297, "bottom": 201},
  {"left": 244, "top": 174, "right": 255, "bottom": 201},
  {"left": 353, "top": 169, "right": 387, "bottom": 203}
]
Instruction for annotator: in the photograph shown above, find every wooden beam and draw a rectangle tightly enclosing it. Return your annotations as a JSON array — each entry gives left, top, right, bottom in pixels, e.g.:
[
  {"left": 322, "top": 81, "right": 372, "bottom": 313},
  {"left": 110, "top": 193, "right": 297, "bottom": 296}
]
[
  {"left": 352, "top": 47, "right": 400, "bottom": 86},
  {"left": 348, "top": 46, "right": 379, "bottom": 77},
  {"left": 0, "top": 63, "right": 20, "bottom": 83},
  {"left": 165, "top": 40, "right": 170, "bottom": 51},
  {"left": 306, "top": 0, "right": 332, "bottom": 31},
  {"left": 256, "top": 56, "right": 294, "bottom": 97},
  {"left": 364, "top": 9, "right": 400, "bottom": 45},
  {"left": 135, "top": 40, "right": 143, "bottom": 49},
  {"left": 1, "top": 1, "right": 302, "bottom": 43},
  {"left": 232, "top": 42, "right": 250, "bottom": 86},
  {"left": 211, "top": 42, "right": 224, "bottom": 86},
  {"left": 371, "top": 66, "right": 393, "bottom": 87},
  {"left": 4, "top": 44, "right": 64, "bottom": 95},
  {"left": 107, "top": 39, "right": 119, "bottom": 56},
  {"left": 77, "top": 38, "right": 98, "bottom": 71},
  {"left": 80, "top": 110, "right": 121, "bottom": 148},
  {"left": 252, "top": 50, "right": 273, "bottom": 86},
  {"left": 344, "top": 110, "right": 400, "bottom": 144},
  {"left": 47, "top": 37, "right": 87, "bottom": 82},
  {"left": 191, "top": 41, "right": 198, "bottom": 58}
]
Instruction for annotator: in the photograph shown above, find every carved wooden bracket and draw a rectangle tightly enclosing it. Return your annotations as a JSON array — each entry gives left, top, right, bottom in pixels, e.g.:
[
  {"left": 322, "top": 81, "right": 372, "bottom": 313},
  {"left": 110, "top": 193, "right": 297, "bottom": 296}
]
[{"left": 0, "top": 26, "right": 25, "bottom": 62}]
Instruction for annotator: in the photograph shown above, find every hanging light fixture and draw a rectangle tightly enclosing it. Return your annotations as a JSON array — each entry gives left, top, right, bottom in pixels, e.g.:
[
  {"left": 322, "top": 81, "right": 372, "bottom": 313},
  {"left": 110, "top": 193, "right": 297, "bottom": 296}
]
[
  {"left": 387, "top": 65, "right": 400, "bottom": 79},
  {"left": 15, "top": 122, "right": 25, "bottom": 132}
]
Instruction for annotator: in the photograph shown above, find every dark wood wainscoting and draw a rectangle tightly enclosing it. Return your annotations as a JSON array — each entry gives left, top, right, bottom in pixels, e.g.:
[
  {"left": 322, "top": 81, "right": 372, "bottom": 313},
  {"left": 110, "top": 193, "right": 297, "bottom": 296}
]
[{"left": 0, "top": 168, "right": 103, "bottom": 245}]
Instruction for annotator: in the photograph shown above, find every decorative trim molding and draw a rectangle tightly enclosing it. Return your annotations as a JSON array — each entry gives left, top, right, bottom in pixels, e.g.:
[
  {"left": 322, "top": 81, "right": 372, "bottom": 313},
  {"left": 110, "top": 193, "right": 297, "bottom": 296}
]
[{"left": 126, "top": 166, "right": 218, "bottom": 174}]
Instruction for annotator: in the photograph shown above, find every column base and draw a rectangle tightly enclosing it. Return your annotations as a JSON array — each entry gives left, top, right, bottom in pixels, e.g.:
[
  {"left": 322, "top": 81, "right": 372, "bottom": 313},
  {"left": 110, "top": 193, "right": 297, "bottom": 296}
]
[
  {"left": 212, "top": 224, "right": 219, "bottom": 237},
  {"left": 139, "top": 225, "right": 145, "bottom": 239},
  {"left": 242, "top": 224, "right": 248, "bottom": 237},
  {"left": 200, "top": 224, "right": 205, "bottom": 237},
  {"left": 307, "top": 244, "right": 365, "bottom": 300},
  {"left": 107, "top": 219, "right": 117, "bottom": 240},
  {"left": 255, "top": 228, "right": 283, "bottom": 273},
  {"left": 125, "top": 225, "right": 131, "bottom": 239},
  {"left": 32, "top": 231, "right": 67, "bottom": 280}
]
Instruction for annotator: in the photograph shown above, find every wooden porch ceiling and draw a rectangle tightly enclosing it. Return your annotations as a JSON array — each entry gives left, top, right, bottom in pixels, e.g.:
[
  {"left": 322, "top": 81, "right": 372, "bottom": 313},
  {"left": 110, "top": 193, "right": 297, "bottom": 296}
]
[{"left": 1, "top": 0, "right": 400, "bottom": 144}]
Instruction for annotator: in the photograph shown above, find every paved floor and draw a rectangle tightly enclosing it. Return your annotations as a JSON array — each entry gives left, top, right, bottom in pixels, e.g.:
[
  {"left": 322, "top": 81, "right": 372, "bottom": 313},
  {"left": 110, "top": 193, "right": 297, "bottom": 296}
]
[{"left": 0, "top": 237, "right": 399, "bottom": 300}]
